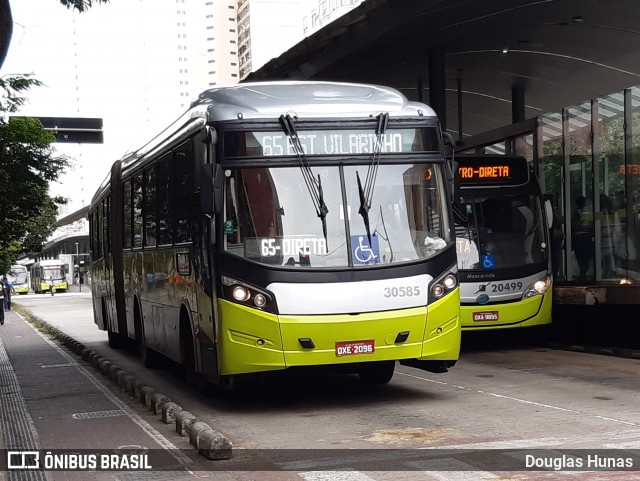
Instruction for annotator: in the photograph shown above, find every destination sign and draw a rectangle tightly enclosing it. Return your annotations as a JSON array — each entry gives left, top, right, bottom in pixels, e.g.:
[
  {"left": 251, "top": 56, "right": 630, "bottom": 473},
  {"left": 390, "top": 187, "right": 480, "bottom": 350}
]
[
  {"left": 620, "top": 164, "right": 640, "bottom": 175},
  {"left": 456, "top": 155, "right": 529, "bottom": 186},
  {"left": 458, "top": 165, "right": 511, "bottom": 179},
  {"left": 223, "top": 128, "right": 440, "bottom": 158}
]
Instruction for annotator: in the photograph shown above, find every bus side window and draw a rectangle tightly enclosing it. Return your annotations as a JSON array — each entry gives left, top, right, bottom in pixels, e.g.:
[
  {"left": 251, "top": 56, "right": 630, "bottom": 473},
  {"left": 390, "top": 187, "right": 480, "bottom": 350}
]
[
  {"left": 133, "top": 173, "right": 144, "bottom": 248},
  {"left": 174, "top": 142, "right": 194, "bottom": 244},
  {"left": 157, "top": 153, "right": 173, "bottom": 246},
  {"left": 225, "top": 171, "right": 242, "bottom": 246},
  {"left": 144, "top": 168, "right": 157, "bottom": 248},
  {"left": 123, "top": 179, "right": 133, "bottom": 249}
]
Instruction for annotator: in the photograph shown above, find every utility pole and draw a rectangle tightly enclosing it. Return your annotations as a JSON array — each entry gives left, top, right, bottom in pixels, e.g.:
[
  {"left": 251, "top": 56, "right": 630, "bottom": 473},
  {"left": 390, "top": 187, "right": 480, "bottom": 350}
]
[{"left": 75, "top": 242, "right": 81, "bottom": 293}]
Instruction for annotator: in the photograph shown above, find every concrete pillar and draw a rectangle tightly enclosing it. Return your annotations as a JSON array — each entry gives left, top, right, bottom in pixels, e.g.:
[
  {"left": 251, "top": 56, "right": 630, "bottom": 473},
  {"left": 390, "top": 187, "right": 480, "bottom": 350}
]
[
  {"left": 428, "top": 47, "right": 446, "bottom": 130},
  {"left": 510, "top": 86, "right": 526, "bottom": 154},
  {"left": 457, "top": 77, "right": 463, "bottom": 143},
  {"left": 512, "top": 86, "right": 525, "bottom": 123}
]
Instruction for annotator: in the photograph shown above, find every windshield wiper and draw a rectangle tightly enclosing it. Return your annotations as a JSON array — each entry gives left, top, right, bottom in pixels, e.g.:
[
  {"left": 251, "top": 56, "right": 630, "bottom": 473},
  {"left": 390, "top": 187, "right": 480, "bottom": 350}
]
[
  {"left": 356, "top": 171, "right": 371, "bottom": 244},
  {"left": 279, "top": 114, "right": 329, "bottom": 244},
  {"left": 317, "top": 172, "right": 328, "bottom": 241},
  {"left": 357, "top": 112, "right": 389, "bottom": 245}
]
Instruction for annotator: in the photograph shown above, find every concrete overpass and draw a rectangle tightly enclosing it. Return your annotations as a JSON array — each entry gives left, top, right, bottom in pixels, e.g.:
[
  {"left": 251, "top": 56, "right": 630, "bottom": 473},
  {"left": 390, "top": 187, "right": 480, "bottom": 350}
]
[{"left": 247, "top": 0, "right": 640, "bottom": 147}]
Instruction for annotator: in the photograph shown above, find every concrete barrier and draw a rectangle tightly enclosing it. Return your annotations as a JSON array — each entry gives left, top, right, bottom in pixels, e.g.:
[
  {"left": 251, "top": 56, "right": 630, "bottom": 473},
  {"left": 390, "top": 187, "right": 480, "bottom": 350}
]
[
  {"left": 175, "top": 411, "right": 198, "bottom": 436},
  {"left": 19, "top": 314, "right": 233, "bottom": 461}
]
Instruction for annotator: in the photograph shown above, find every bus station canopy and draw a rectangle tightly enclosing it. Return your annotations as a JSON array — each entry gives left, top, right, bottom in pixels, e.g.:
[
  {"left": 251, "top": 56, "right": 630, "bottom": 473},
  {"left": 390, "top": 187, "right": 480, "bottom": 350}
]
[{"left": 247, "top": 0, "right": 640, "bottom": 140}]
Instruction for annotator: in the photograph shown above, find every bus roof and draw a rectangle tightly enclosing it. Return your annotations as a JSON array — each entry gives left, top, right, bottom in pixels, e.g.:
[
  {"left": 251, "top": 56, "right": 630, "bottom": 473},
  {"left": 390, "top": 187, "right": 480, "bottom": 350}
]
[
  {"left": 91, "top": 81, "right": 440, "bottom": 205},
  {"left": 193, "top": 81, "right": 437, "bottom": 121},
  {"left": 33, "top": 259, "right": 66, "bottom": 267}
]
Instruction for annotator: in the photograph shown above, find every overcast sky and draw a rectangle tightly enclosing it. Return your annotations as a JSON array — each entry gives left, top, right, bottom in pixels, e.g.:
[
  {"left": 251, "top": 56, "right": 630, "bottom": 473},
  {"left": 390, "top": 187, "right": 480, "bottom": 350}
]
[
  {"left": 5, "top": 0, "right": 175, "bottom": 215},
  {"left": 2, "top": 0, "right": 351, "bottom": 219}
]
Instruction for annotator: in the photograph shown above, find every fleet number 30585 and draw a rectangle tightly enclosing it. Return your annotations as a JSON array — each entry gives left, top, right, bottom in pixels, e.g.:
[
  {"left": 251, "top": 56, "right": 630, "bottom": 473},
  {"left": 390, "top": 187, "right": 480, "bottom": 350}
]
[{"left": 384, "top": 286, "right": 421, "bottom": 298}]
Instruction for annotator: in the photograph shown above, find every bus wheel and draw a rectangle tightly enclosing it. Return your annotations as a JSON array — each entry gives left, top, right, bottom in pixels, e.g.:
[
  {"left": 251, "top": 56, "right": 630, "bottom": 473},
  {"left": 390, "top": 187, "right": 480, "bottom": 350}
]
[
  {"left": 134, "top": 303, "right": 158, "bottom": 368},
  {"left": 358, "top": 361, "right": 395, "bottom": 385},
  {"left": 105, "top": 302, "right": 124, "bottom": 349},
  {"left": 198, "top": 375, "right": 234, "bottom": 396},
  {"left": 107, "top": 330, "right": 126, "bottom": 349},
  {"left": 139, "top": 338, "right": 159, "bottom": 368},
  {"left": 180, "top": 318, "right": 197, "bottom": 384}
]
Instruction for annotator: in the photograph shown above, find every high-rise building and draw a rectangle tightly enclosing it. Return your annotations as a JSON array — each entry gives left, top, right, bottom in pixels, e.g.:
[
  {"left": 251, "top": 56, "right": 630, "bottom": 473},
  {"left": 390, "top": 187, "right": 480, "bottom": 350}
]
[
  {"left": 238, "top": 0, "right": 306, "bottom": 80},
  {"left": 4, "top": 0, "right": 363, "bottom": 214},
  {"left": 3, "top": 0, "right": 241, "bottom": 215},
  {"left": 239, "top": 0, "right": 365, "bottom": 80},
  {"left": 302, "top": 0, "right": 365, "bottom": 37}
]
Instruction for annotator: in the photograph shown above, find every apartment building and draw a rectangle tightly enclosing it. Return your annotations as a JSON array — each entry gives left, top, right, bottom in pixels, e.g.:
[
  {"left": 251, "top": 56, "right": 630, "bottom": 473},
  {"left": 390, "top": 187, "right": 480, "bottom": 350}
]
[
  {"left": 239, "top": 0, "right": 364, "bottom": 80},
  {"left": 302, "top": 0, "right": 364, "bottom": 37}
]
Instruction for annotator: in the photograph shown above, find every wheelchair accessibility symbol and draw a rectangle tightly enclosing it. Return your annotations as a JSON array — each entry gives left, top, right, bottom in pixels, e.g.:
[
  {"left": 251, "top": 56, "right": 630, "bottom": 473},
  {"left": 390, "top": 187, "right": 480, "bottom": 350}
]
[
  {"left": 481, "top": 254, "right": 495, "bottom": 269},
  {"left": 351, "top": 235, "right": 380, "bottom": 265}
]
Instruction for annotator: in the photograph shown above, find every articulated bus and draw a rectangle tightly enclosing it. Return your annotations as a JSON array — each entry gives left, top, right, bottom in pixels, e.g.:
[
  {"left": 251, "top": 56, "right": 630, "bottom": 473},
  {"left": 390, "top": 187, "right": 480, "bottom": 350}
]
[
  {"left": 89, "top": 81, "right": 461, "bottom": 388},
  {"left": 31, "top": 259, "right": 68, "bottom": 293},
  {"left": 7, "top": 264, "right": 29, "bottom": 295},
  {"left": 453, "top": 155, "right": 553, "bottom": 331}
]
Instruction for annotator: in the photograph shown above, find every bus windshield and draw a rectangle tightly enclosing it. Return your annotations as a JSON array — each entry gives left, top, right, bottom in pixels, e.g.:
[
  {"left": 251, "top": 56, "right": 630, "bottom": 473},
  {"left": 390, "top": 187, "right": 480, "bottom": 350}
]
[
  {"left": 454, "top": 191, "right": 547, "bottom": 270},
  {"left": 223, "top": 163, "right": 451, "bottom": 268},
  {"left": 13, "top": 272, "right": 28, "bottom": 284},
  {"left": 42, "top": 267, "right": 65, "bottom": 280}
]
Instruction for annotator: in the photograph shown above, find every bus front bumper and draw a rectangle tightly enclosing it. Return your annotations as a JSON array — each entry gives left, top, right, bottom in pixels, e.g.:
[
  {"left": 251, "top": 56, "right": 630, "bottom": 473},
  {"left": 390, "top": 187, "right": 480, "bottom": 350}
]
[
  {"left": 217, "top": 292, "right": 460, "bottom": 376},
  {"left": 460, "top": 291, "right": 552, "bottom": 330}
]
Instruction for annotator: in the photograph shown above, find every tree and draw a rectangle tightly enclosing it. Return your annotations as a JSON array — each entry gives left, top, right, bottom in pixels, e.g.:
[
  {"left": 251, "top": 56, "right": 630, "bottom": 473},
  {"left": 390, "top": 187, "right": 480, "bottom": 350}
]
[
  {"left": 0, "top": 0, "right": 110, "bottom": 273},
  {"left": 59, "top": 0, "right": 110, "bottom": 13},
  {"left": 0, "top": 79, "right": 70, "bottom": 273}
]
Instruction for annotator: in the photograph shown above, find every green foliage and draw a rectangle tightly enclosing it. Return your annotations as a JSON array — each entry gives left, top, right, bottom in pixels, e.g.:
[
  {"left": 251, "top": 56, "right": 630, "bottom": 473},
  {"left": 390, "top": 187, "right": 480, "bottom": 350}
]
[
  {"left": 58, "top": 0, "right": 110, "bottom": 13},
  {"left": 0, "top": 75, "right": 42, "bottom": 113},
  {"left": 0, "top": 241, "right": 22, "bottom": 274},
  {"left": 0, "top": 80, "right": 70, "bottom": 264},
  {"left": 0, "top": 0, "right": 109, "bottom": 269}
]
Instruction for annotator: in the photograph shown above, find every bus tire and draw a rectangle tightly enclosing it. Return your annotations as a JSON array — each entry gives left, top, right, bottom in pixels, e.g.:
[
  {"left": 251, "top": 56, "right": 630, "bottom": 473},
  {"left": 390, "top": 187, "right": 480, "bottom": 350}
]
[
  {"left": 180, "top": 311, "right": 197, "bottom": 384},
  {"left": 107, "top": 330, "right": 125, "bottom": 349},
  {"left": 358, "top": 361, "right": 395, "bottom": 385},
  {"left": 199, "top": 375, "right": 234, "bottom": 395},
  {"left": 139, "top": 337, "right": 160, "bottom": 368},
  {"left": 105, "top": 302, "right": 125, "bottom": 349},
  {"left": 134, "top": 301, "right": 159, "bottom": 368}
]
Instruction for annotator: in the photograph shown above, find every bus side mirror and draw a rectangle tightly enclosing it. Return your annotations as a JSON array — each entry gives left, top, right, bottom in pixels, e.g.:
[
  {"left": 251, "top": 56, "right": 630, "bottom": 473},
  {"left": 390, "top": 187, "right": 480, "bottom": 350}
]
[
  {"left": 442, "top": 133, "right": 459, "bottom": 203},
  {"left": 200, "top": 163, "right": 223, "bottom": 215},
  {"left": 544, "top": 199, "right": 554, "bottom": 230}
]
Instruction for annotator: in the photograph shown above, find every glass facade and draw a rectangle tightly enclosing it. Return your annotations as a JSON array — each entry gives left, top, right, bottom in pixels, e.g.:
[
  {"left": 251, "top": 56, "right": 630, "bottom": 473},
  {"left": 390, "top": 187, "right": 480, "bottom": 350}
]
[
  {"left": 535, "top": 88, "right": 640, "bottom": 285},
  {"left": 566, "top": 102, "right": 594, "bottom": 282},
  {"left": 459, "top": 86, "right": 640, "bottom": 287},
  {"left": 538, "top": 112, "right": 564, "bottom": 280}
]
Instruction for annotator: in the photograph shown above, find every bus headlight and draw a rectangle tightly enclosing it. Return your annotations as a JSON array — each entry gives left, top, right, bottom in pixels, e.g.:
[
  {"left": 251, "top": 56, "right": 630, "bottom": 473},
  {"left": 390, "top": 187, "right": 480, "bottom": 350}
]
[
  {"left": 222, "top": 276, "right": 277, "bottom": 313},
  {"left": 429, "top": 266, "right": 458, "bottom": 304},
  {"left": 232, "top": 285, "right": 250, "bottom": 302},
  {"left": 522, "top": 275, "right": 552, "bottom": 300},
  {"left": 253, "top": 294, "right": 267, "bottom": 308}
]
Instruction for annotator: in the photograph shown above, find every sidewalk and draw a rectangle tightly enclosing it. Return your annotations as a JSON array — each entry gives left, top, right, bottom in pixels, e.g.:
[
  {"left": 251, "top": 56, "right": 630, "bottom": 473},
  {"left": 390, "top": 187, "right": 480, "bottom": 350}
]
[
  {"left": 0, "top": 310, "right": 198, "bottom": 480},
  {"left": 0, "top": 302, "right": 293, "bottom": 481}
]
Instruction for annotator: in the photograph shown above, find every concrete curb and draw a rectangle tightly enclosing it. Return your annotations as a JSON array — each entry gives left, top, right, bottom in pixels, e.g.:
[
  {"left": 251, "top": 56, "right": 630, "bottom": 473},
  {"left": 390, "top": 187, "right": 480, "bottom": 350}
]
[
  {"left": 18, "top": 311, "right": 233, "bottom": 461},
  {"left": 176, "top": 411, "right": 198, "bottom": 436}
]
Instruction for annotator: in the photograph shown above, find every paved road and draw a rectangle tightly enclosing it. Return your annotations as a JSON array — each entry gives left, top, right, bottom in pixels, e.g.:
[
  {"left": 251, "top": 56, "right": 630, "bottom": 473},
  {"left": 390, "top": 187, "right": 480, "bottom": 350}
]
[{"left": 8, "top": 291, "right": 640, "bottom": 480}]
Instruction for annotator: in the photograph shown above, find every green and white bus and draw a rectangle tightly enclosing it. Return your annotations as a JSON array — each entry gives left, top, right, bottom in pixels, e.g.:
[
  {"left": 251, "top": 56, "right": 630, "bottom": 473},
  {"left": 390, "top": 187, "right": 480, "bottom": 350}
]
[
  {"left": 89, "top": 81, "right": 461, "bottom": 388},
  {"left": 7, "top": 264, "right": 29, "bottom": 295},
  {"left": 454, "top": 155, "right": 553, "bottom": 330},
  {"left": 31, "top": 259, "right": 68, "bottom": 294}
]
